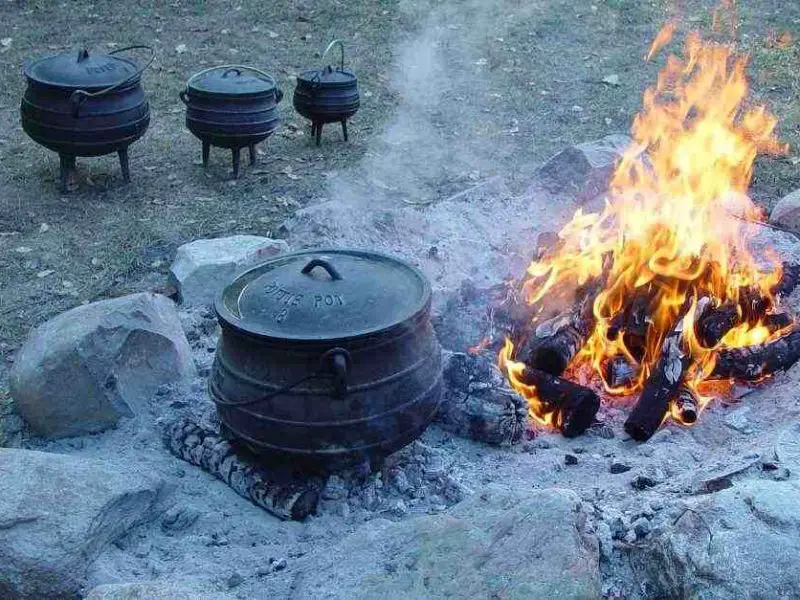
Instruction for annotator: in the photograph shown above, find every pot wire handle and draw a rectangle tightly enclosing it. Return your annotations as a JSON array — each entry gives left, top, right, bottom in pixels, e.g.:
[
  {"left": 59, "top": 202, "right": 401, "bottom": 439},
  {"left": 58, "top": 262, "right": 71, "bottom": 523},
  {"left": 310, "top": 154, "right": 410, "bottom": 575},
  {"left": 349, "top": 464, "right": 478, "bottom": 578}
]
[
  {"left": 209, "top": 348, "right": 351, "bottom": 407},
  {"left": 320, "top": 39, "right": 345, "bottom": 71},
  {"left": 69, "top": 44, "right": 156, "bottom": 117},
  {"left": 301, "top": 258, "right": 342, "bottom": 280}
]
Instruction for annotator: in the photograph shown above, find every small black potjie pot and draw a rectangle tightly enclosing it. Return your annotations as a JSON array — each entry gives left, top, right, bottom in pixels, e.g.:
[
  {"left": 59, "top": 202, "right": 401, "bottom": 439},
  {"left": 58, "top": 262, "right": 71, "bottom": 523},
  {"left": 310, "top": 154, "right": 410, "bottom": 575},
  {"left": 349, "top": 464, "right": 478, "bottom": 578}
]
[
  {"left": 180, "top": 65, "right": 282, "bottom": 178},
  {"left": 210, "top": 249, "right": 443, "bottom": 472},
  {"left": 21, "top": 45, "right": 154, "bottom": 192},
  {"left": 293, "top": 40, "right": 360, "bottom": 146}
]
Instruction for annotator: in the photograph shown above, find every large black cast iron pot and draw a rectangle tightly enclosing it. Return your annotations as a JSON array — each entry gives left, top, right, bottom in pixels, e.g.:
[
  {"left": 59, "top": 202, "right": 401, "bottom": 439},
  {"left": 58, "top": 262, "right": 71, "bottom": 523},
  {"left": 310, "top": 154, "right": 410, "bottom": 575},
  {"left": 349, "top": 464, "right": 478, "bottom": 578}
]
[
  {"left": 21, "top": 45, "right": 154, "bottom": 192},
  {"left": 180, "top": 65, "right": 282, "bottom": 178},
  {"left": 210, "top": 249, "right": 443, "bottom": 472},
  {"left": 293, "top": 40, "right": 360, "bottom": 146}
]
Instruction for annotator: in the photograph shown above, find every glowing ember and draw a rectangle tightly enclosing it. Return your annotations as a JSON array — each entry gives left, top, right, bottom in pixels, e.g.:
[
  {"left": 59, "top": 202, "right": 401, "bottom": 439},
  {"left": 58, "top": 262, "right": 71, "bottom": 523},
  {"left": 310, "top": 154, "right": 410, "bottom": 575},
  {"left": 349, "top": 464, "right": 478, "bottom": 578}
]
[{"left": 500, "top": 9, "right": 794, "bottom": 434}]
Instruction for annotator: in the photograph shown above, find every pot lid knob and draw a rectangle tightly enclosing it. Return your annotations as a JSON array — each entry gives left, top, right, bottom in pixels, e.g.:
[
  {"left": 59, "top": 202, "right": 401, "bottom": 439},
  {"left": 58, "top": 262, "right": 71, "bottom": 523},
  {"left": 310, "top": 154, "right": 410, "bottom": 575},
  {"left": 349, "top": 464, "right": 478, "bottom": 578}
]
[{"left": 77, "top": 48, "right": 90, "bottom": 63}]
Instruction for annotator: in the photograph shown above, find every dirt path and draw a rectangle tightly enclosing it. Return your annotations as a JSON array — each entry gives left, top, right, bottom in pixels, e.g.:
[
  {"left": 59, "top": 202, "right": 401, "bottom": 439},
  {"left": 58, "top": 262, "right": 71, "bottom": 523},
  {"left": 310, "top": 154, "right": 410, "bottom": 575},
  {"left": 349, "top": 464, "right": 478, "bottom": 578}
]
[{"left": 0, "top": 0, "right": 797, "bottom": 358}]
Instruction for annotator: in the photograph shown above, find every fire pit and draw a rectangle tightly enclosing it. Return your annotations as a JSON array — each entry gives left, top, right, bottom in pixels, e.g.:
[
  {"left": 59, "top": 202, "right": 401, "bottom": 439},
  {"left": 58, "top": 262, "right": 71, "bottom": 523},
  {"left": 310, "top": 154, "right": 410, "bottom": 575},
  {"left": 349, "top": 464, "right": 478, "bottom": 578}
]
[{"left": 493, "top": 28, "right": 800, "bottom": 440}]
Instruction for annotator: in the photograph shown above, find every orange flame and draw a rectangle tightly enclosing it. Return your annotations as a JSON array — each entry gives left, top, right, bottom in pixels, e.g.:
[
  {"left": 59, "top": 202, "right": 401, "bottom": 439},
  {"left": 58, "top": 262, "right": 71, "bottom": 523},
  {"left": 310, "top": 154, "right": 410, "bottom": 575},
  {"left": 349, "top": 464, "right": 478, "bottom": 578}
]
[{"left": 501, "top": 6, "right": 789, "bottom": 428}]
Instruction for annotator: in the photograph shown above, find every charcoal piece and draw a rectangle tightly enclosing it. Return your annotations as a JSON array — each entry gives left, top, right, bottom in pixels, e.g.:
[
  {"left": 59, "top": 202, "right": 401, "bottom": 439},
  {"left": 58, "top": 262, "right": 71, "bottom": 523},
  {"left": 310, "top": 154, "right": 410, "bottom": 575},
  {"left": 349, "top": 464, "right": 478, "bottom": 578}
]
[
  {"left": 773, "top": 262, "right": 800, "bottom": 299},
  {"left": 163, "top": 417, "right": 321, "bottom": 521},
  {"left": 517, "top": 366, "right": 601, "bottom": 437},
  {"left": 437, "top": 352, "right": 528, "bottom": 445},
  {"left": 604, "top": 355, "right": 638, "bottom": 388},
  {"left": 674, "top": 385, "right": 698, "bottom": 424},
  {"left": 624, "top": 301, "right": 692, "bottom": 442},
  {"left": 711, "top": 328, "right": 800, "bottom": 380},
  {"left": 763, "top": 312, "right": 794, "bottom": 333}
]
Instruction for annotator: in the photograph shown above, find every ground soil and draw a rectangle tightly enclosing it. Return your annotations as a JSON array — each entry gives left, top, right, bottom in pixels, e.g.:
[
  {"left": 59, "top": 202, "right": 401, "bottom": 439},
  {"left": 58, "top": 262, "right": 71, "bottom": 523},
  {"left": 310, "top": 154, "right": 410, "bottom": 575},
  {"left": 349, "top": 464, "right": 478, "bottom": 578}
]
[{"left": 1, "top": 0, "right": 798, "bottom": 380}]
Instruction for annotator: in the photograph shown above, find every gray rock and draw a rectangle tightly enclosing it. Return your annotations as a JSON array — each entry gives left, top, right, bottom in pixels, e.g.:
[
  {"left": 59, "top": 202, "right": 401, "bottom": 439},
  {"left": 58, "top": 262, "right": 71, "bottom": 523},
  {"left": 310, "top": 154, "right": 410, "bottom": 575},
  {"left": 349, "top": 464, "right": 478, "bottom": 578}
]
[
  {"left": 609, "top": 462, "right": 631, "bottom": 474},
  {"left": 0, "top": 449, "right": 164, "bottom": 599},
  {"left": 292, "top": 486, "right": 601, "bottom": 599},
  {"left": 168, "top": 235, "right": 289, "bottom": 306},
  {"left": 85, "top": 579, "right": 234, "bottom": 600},
  {"left": 9, "top": 293, "right": 196, "bottom": 438},
  {"left": 724, "top": 406, "right": 752, "bottom": 433},
  {"left": 645, "top": 480, "right": 800, "bottom": 599},
  {"left": 632, "top": 517, "right": 651, "bottom": 539},
  {"left": 769, "top": 189, "right": 800, "bottom": 234},
  {"left": 595, "top": 521, "right": 613, "bottom": 561},
  {"left": 533, "top": 134, "right": 631, "bottom": 202}
]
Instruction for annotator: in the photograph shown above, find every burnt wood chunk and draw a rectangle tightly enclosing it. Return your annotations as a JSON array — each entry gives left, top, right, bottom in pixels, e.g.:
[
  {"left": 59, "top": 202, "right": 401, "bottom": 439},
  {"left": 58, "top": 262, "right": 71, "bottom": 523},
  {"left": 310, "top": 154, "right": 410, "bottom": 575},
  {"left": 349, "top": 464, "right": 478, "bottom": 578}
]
[
  {"left": 711, "top": 328, "right": 800, "bottom": 380},
  {"left": 763, "top": 312, "right": 794, "bottom": 333},
  {"left": 695, "top": 300, "right": 739, "bottom": 347},
  {"left": 517, "top": 366, "right": 600, "bottom": 437},
  {"left": 624, "top": 303, "right": 692, "bottom": 442},
  {"left": 605, "top": 355, "right": 638, "bottom": 388},
  {"left": 163, "top": 417, "right": 321, "bottom": 521},
  {"left": 773, "top": 262, "right": 800, "bottom": 299},
  {"left": 437, "top": 352, "right": 528, "bottom": 445}
]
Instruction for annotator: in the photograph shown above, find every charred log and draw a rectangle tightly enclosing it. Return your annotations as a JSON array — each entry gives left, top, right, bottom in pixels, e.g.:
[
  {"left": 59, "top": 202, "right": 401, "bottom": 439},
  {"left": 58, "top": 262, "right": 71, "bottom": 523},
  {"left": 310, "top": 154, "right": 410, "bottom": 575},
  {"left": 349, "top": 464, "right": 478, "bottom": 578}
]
[
  {"left": 674, "top": 384, "right": 698, "bottom": 424},
  {"left": 624, "top": 302, "right": 692, "bottom": 442},
  {"left": 695, "top": 300, "right": 739, "bottom": 347},
  {"left": 763, "top": 312, "right": 794, "bottom": 333},
  {"left": 607, "top": 292, "right": 650, "bottom": 361},
  {"left": 438, "top": 352, "right": 528, "bottom": 445},
  {"left": 163, "top": 417, "right": 321, "bottom": 521},
  {"left": 711, "top": 328, "right": 800, "bottom": 380},
  {"left": 517, "top": 366, "right": 601, "bottom": 437}
]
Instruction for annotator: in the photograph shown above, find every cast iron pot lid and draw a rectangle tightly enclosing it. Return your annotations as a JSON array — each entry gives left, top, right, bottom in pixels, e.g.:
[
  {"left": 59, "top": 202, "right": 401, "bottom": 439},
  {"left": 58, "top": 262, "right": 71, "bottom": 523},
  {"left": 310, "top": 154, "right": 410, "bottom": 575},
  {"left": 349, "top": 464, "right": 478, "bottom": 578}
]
[
  {"left": 216, "top": 249, "right": 431, "bottom": 342},
  {"left": 187, "top": 66, "right": 278, "bottom": 99},
  {"left": 24, "top": 48, "right": 139, "bottom": 91},
  {"left": 297, "top": 67, "right": 357, "bottom": 89}
]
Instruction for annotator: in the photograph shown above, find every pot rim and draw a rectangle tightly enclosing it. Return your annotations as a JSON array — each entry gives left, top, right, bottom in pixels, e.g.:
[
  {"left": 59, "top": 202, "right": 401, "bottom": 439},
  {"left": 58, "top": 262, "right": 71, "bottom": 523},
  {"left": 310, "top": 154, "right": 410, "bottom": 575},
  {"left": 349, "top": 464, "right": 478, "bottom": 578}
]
[{"left": 214, "top": 248, "right": 433, "bottom": 344}]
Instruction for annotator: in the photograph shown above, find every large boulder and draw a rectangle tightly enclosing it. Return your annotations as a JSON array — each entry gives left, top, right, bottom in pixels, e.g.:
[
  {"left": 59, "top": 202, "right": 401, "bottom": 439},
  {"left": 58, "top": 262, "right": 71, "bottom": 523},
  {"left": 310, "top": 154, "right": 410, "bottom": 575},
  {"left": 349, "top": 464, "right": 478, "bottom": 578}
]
[
  {"left": 10, "top": 292, "right": 196, "bottom": 438},
  {"left": 85, "top": 579, "right": 234, "bottom": 600},
  {"left": 533, "top": 134, "right": 631, "bottom": 202},
  {"left": 644, "top": 479, "right": 800, "bottom": 599},
  {"left": 292, "top": 486, "right": 601, "bottom": 600},
  {"left": 0, "top": 449, "right": 164, "bottom": 599},
  {"left": 168, "top": 235, "right": 289, "bottom": 306},
  {"left": 769, "top": 189, "right": 800, "bottom": 234}
]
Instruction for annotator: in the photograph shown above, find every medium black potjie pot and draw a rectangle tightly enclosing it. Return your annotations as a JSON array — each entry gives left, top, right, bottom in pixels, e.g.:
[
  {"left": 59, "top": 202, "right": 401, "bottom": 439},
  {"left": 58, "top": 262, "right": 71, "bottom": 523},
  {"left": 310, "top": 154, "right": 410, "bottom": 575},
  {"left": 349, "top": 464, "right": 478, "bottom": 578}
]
[
  {"left": 180, "top": 65, "right": 282, "bottom": 178},
  {"left": 20, "top": 45, "right": 154, "bottom": 192},
  {"left": 210, "top": 249, "right": 443, "bottom": 472},
  {"left": 293, "top": 40, "right": 360, "bottom": 146}
]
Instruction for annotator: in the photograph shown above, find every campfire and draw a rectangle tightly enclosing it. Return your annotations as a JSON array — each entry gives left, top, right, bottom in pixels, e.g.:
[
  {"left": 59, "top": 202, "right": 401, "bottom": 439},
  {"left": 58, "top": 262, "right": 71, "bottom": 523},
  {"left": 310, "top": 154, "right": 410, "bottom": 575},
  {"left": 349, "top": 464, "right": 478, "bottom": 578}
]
[{"left": 496, "top": 20, "right": 800, "bottom": 440}]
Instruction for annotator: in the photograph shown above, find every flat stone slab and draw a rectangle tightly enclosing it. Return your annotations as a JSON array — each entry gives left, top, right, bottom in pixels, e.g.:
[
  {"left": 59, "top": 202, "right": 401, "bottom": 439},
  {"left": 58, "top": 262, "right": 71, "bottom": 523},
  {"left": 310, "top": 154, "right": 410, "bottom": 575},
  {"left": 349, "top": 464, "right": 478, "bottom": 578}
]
[
  {"left": 169, "top": 235, "right": 289, "bottom": 307},
  {"left": 292, "top": 485, "right": 601, "bottom": 600},
  {"left": 0, "top": 449, "right": 164, "bottom": 599}
]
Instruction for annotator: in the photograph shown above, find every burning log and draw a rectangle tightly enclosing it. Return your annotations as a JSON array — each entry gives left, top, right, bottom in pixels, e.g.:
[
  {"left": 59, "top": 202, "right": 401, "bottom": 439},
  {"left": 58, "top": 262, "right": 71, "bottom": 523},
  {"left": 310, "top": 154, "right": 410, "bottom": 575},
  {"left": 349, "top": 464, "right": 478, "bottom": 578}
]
[
  {"left": 624, "top": 300, "right": 692, "bottom": 442},
  {"left": 674, "top": 384, "right": 699, "bottom": 424},
  {"left": 517, "top": 366, "right": 600, "bottom": 437},
  {"left": 711, "top": 328, "right": 800, "bottom": 381},
  {"left": 607, "top": 292, "right": 650, "bottom": 360},
  {"left": 163, "top": 417, "right": 321, "bottom": 521},
  {"left": 526, "top": 253, "right": 614, "bottom": 375}
]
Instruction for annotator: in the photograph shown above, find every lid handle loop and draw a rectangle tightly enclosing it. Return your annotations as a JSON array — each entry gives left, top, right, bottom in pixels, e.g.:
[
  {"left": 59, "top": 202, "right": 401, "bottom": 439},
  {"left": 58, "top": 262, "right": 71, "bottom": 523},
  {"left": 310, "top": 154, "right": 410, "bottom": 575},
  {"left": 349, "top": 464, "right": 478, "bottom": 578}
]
[
  {"left": 221, "top": 67, "right": 242, "bottom": 78},
  {"left": 320, "top": 39, "right": 345, "bottom": 71},
  {"left": 68, "top": 44, "right": 155, "bottom": 117},
  {"left": 301, "top": 258, "right": 342, "bottom": 281}
]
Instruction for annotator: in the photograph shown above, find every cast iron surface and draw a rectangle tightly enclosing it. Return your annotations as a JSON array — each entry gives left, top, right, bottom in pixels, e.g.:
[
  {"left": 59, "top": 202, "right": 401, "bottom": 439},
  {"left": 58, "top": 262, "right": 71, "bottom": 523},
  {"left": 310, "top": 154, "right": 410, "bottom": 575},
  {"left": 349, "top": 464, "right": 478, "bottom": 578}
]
[
  {"left": 20, "top": 46, "right": 153, "bottom": 191},
  {"left": 180, "top": 65, "right": 282, "bottom": 178},
  {"left": 211, "top": 249, "right": 442, "bottom": 472},
  {"left": 293, "top": 40, "right": 360, "bottom": 145}
]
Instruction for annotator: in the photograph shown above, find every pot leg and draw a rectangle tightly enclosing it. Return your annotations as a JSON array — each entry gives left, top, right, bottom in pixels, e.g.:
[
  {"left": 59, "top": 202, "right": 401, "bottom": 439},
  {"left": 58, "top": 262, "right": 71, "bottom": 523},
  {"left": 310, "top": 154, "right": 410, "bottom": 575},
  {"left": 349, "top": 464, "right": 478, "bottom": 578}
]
[
  {"left": 341, "top": 120, "right": 349, "bottom": 142},
  {"left": 59, "top": 154, "right": 76, "bottom": 193},
  {"left": 118, "top": 148, "right": 130, "bottom": 184},
  {"left": 249, "top": 143, "right": 257, "bottom": 166},
  {"left": 232, "top": 148, "right": 241, "bottom": 178},
  {"left": 315, "top": 122, "right": 323, "bottom": 146},
  {"left": 202, "top": 141, "right": 210, "bottom": 168}
]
